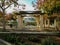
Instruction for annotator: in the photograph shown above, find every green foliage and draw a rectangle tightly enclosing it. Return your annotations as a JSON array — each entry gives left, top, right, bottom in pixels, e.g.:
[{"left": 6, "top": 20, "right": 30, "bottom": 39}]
[
  {"left": 28, "top": 36, "right": 41, "bottom": 43},
  {"left": 0, "top": 0, "right": 19, "bottom": 30},
  {"left": 41, "top": 36, "right": 57, "bottom": 45},
  {"left": 38, "top": 0, "right": 60, "bottom": 15},
  {"left": 0, "top": 34, "right": 15, "bottom": 43},
  {"left": 0, "top": 0, "right": 18, "bottom": 11},
  {"left": 51, "top": 0, "right": 60, "bottom": 14},
  {"left": 0, "top": 34, "right": 60, "bottom": 45},
  {"left": 25, "top": 22, "right": 37, "bottom": 26}
]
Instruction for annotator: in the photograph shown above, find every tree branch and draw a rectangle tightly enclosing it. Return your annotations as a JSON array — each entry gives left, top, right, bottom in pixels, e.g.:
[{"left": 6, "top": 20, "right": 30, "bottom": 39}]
[
  {"left": 0, "top": 5, "right": 3, "bottom": 10},
  {"left": 5, "top": 3, "right": 13, "bottom": 10},
  {"left": 2, "top": 0, "right": 5, "bottom": 7},
  {"left": 5, "top": 0, "right": 18, "bottom": 10},
  {"left": 12, "top": 0, "right": 18, "bottom": 5},
  {"left": 12, "top": 0, "right": 24, "bottom": 6}
]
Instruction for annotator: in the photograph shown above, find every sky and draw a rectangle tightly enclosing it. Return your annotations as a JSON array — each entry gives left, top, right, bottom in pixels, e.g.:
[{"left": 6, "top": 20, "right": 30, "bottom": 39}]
[{"left": 6, "top": 0, "right": 37, "bottom": 13}]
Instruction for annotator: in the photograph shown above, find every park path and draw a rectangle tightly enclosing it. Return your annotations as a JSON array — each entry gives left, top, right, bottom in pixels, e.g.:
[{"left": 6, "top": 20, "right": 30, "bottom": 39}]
[{"left": 0, "top": 39, "right": 12, "bottom": 45}]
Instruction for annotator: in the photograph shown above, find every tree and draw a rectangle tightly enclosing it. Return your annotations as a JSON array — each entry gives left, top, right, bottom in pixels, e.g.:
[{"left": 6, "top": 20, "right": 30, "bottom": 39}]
[
  {"left": 32, "top": 0, "right": 60, "bottom": 30},
  {"left": 32, "top": 0, "right": 56, "bottom": 15},
  {"left": 0, "top": 0, "right": 25, "bottom": 31},
  {"left": 51, "top": 0, "right": 60, "bottom": 14},
  {"left": 0, "top": 11, "right": 2, "bottom": 17}
]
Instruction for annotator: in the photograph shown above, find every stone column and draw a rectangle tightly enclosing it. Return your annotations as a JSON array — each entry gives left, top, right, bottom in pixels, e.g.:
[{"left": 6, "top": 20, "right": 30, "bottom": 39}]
[
  {"left": 48, "top": 19, "right": 50, "bottom": 28},
  {"left": 17, "top": 15, "right": 23, "bottom": 29},
  {"left": 54, "top": 19, "right": 56, "bottom": 30},
  {"left": 54, "top": 19, "right": 56, "bottom": 26},
  {"left": 40, "top": 15, "right": 44, "bottom": 31},
  {"left": 35, "top": 16, "right": 39, "bottom": 30},
  {"left": 44, "top": 20, "right": 46, "bottom": 27}
]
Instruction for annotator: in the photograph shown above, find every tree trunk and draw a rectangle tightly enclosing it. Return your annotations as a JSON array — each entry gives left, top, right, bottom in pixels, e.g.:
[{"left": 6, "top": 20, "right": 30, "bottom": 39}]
[{"left": 2, "top": 9, "right": 6, "bottom": 31}]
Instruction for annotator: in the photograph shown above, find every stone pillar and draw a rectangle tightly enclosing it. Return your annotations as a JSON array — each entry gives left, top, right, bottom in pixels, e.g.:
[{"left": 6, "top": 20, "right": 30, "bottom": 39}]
[
  {"left": 54, "top": 19, "right": 56, "bottom": 26},
  {"left": 48, "top": 19, "right": 50, "bottom": 27},
  {"left": 54, "top": 19, "right": 56, "bottom": 30},
  {"left": 17, "top": 15, "right": 23, "bottom": 29},
  {"left": 44, "top": 20, "right": 46, "bottom": 27},
  {"left": 35, "top": 16, "right": 39, "bottom": 30},
  {"left": 40, "top": 15, "right": 44, "bottom": 31}
]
